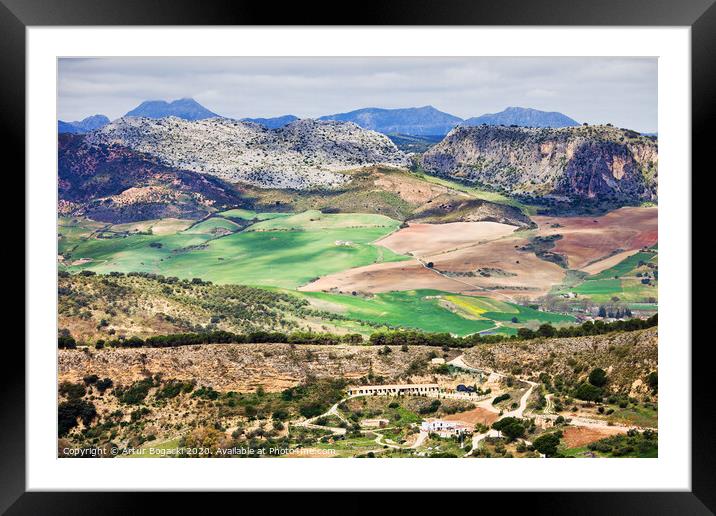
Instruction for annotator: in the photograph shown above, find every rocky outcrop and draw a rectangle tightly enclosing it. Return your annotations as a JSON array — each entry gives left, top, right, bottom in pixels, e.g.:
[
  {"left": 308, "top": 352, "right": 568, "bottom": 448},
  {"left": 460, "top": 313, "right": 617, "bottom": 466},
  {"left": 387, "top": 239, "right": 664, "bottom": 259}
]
[
  {"left": 58, "top": 344, "right": 441, "bottom": 393},
  {"left": 421, "top": 125, "right": 658, "bottom": 207},
  {"left": 85, "top": 117, "right": 409, "bottom": 190}
]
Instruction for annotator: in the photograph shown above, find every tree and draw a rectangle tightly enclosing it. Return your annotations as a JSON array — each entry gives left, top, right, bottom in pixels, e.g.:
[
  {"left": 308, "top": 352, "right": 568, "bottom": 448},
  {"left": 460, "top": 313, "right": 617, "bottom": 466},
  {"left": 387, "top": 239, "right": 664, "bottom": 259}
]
[
  {"left": 95, "top": 378, "right": 113, "bottom": 393},
  {"left": 517, "top": 328, "right": 536, "bottom": 340},
  {"left": 537, "top": 324, "right": 556, "bottom": 338},
  {"left": 588, "top": 368, "right": 608, "bottom": 387},
  {"left": 59, "top": 381, "right": 86, "bottom": 400},
  {"left": 58, "top": 399, "right": 96, "bottom": 436},
  {"left": 501, "top": 421, "right": 526, "bottom": 440},
  {"left": 574, "top": 382, "right": 603, "bottom": 403},
  {"left": 58, "top": 336, "right": 77, "bottom": 349},
  {"left": 646, "top": 371, "right": 658, "bottom": 392},
  {"left": 598, "top": 306, "right": 607, "bottom": 318},
  {"left": 492, "top": 417, "right": 526, "bottom": 440},
  {"left": 533, "top": 432, "right": 561, "bottom": 457}
]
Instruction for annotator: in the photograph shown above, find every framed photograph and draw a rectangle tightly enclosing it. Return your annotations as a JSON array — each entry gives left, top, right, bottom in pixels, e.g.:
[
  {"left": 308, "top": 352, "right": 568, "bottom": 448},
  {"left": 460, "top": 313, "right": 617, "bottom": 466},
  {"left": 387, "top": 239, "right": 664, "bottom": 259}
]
[{"left": 7, "top": 0, "right": 713, "bottom": 511}]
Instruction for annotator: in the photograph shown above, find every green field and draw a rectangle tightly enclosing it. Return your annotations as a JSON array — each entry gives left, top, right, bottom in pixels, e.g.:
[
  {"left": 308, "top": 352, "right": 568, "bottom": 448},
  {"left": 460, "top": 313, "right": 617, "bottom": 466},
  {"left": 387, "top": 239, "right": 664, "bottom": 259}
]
[
  {"left": 60, "top": 211, "right": 581, "bottom": 335},
  {"left": 573, "top": 278, "right": 623, "bottom": 296},
  {"left": 245, "top": 210, "right": 399, "bottom": 232},
  {"left": 62, "top": 213, "right": 408, "bottom": 288},
  {"left": 217, "top": 208, "right": 290, "bottom": 221},
  {"left": 589, "top": 251, "right": 656, "bottom": 280},
  {"left": 299, "top": 289, "right": 574, "bottom": 336},
  {"left": 573, "top": 249, "right": 658, "bottom": 303},
  {"left": 183, "top": 217, "right": 241, "bottom": 234}
]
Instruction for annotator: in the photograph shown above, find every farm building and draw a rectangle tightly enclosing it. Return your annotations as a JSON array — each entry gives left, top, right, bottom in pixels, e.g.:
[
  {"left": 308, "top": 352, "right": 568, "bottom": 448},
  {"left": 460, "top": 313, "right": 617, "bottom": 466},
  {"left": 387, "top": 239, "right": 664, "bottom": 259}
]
[
  {"left": 421, "top": 420, "right": 473, "bottom": 437},
  {"left": 346, "top": 383, "right": 440, "bottom": 396},
  {"left": 361, "top": 418, "right": 389, "bottom": 428}
]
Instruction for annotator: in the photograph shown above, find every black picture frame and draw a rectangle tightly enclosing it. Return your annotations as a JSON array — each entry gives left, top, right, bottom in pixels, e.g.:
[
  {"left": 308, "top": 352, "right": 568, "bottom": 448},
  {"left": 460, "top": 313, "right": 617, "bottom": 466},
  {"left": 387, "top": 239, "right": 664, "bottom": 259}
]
[{"left": 4, "top": 0, "right": 711, "bottom": 513}]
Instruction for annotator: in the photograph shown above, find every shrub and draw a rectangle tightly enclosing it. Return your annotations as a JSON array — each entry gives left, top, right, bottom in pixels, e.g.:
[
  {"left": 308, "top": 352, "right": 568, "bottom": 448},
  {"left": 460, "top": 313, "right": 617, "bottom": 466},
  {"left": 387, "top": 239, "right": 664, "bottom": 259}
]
[
  {"left": 573, "top": 383, "right": 602, "bottom": 403},
  {"left": 58, "top": 336, "right": 77, "bottom": 349},
  {"left": 492, "top": 393, "right": 511, "bottom": 405},
  {"left": 82, "top": 374, "right": 99, "bottom": 385},
  {"left": 418, "top": 399, "right": 441, "bottom": 414},
  {"left": 95, "top": 378, "right": 113, "bottom": 394},
  {"left": 588, "top": 368, "right": 608, "bottom": 387},
  {"left": 299, "top": 402, "right": 324, "bottom": 419},
  {"left": 272, "top": 409, "right": 289, "bottom": 421},
  {"left": 59, "top": 381, "right": 86, "bottom": 400},
  {"left": 58, "top": 399, "right": 96, "bottom": 436},
  {"left": 116, "top": 378, "right": 154, "bottom": 405}
]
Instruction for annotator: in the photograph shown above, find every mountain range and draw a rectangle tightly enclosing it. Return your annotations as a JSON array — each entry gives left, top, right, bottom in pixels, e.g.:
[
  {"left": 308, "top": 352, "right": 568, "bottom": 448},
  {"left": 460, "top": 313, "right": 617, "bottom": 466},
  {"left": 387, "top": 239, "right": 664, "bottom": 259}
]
[
  {"left": 318, "top": 106, "right": 464, "bottom": 136},
  {"left": 125, "top": 98, "right": 219, "bottom": 120},
  {"left": 59, "top": 99, "right": 588, "bottom": 137},
  {"left": 463, "top": 107, "right": 580, "bottom": 128},
  {"left": 57, "top": 115, "right": 110, "bottom": 134},
  {"left": 57, "top": 98, "right": 657, "bottom": 217}
]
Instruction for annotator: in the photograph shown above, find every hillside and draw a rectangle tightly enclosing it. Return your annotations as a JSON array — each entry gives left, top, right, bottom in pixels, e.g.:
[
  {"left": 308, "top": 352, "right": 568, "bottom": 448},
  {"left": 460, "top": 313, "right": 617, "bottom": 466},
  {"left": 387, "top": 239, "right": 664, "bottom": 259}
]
[
  {"left": 319, "top": 106, "right": 462, "bottom": 136},
  {"left": 85, "top": 117, "right": 409, "bottom": 189},
  {"left": 58, "top": 134, "right": 245, "bottom": 223},
  {"left": 421, "top": 125, "right": 658, "bottom": 209},
  {"left": 58, "top": 342, "right": 445, "bottom": 393},
  {"left": 58, "top": 133, "right": 243, "bottom": 220},
  {"left": 57, "top": 272, "right": 352, "bottom": 343},
  {"left": 125, "top": 98, "right": 219, "bottom": 120},
  {"left": 463, "top": 107, "right": 579, "bottom": 128},
  {"left": 240, "top": 166, "right": 533, "bottom": 227},
  {"left": 462, "top": 327, "right": 657, "bottom": 400}
]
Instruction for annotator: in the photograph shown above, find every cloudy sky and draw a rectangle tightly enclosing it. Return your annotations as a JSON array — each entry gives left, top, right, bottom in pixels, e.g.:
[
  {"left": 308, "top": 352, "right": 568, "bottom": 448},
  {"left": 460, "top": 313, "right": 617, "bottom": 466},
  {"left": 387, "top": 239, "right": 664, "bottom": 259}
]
[{"left": 58, "top": 57, "right": 657, "bottom": 132}]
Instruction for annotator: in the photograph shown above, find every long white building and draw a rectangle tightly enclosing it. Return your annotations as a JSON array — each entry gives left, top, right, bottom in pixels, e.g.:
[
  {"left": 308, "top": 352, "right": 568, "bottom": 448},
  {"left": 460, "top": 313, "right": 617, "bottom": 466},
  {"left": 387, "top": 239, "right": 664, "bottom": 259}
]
[{"left": 346, "top": 383, "right": 440, "bottom": 396}]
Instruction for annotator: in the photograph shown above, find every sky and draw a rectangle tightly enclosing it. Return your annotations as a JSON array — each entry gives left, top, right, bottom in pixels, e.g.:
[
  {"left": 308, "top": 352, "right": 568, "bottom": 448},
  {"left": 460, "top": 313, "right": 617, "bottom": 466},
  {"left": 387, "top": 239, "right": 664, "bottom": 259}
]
[{"left": 58, "top": 57, "right": 657, "bottom": 133}]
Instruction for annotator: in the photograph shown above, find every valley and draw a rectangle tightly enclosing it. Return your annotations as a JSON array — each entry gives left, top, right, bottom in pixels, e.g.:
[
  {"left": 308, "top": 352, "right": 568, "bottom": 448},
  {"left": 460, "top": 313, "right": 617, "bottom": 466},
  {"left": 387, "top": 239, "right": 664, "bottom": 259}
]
[
  {"left": 56, "top": 95, "right": 659, "bottom": 460},
  {"left": 59, "top": 144, "right": 658, "bottom": 341}
]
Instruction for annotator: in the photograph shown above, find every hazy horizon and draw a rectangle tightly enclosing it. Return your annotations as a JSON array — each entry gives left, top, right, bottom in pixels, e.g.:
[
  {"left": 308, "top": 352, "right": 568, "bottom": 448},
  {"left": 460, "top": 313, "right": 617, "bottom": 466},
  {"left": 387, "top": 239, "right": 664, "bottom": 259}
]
[{"left": 58, "top": 57, "right": 658, "bottom": 133}]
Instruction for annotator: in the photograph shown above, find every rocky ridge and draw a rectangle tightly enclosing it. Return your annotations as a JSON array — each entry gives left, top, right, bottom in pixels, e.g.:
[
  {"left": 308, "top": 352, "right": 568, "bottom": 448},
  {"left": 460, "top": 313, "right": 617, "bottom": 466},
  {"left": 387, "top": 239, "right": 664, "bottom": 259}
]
[
  {"left": 421, "top": 125, "right": 658, "bottom": 206},
  {"left": 85, "top": 117, "right": 409, "bottom": 190}
]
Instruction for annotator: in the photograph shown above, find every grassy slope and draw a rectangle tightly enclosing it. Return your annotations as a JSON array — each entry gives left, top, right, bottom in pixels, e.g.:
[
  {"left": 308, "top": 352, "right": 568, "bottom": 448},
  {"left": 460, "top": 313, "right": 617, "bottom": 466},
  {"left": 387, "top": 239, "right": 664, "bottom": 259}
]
[
  {"left": 573, "top": 250, "right": 658, "bottom": 303},
  {"left": 183, "top": 217, "right": 241, "bottom": 234},
  {"left": 61, "top": 212, "right": 408, "bottom": 288},
  {"left": 298, "top": 289, "right": 573, "bottom": 336},
  {"left": 409, "top": 170, "right": 539, "bottom": 215}
]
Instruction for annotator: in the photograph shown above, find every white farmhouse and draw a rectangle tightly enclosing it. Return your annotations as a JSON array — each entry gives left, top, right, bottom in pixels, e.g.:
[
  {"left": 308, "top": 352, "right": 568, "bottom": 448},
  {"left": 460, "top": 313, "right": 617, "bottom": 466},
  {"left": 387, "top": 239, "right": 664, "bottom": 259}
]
[{"left": 421, "top": 420, "right": 472, "bottom": 437}]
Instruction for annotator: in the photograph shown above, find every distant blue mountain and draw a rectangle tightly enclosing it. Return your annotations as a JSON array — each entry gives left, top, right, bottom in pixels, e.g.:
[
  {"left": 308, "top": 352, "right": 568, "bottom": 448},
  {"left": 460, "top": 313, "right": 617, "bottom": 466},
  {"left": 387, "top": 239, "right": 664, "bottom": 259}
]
[
  {"left": 463, "top": 107, "right": 579, "bottom": 128},
  {"left": 319, "top": 106, "right": 463, "bottom": 136},
  {"left": 57, "top": 114, "right": 110, "bottom": 134},
  {"left": 125, "top": 98, "right": 219, "bottom": 120},
  {"left": 241, "top": 115, "right": 299, "bottom": 129}
]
